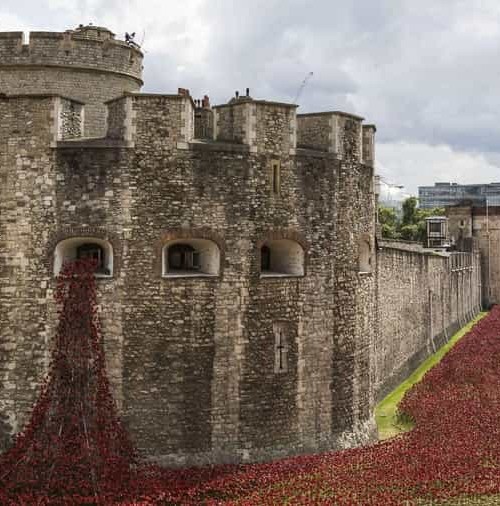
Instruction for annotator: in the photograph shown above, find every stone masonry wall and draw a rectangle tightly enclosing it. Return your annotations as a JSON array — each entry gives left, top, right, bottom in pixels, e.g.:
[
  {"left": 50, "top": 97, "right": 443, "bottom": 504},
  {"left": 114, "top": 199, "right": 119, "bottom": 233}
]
[
  {"left": 329, "top": 114, "right": 377, "bottom": 444},
  {"left": 0, "top": 90, "right": 377, "bottom": 467},
  {"left": 254, "top": 102, "right": 296, "bottom": 155},
  {"left": 59, "top": 98, "right": 83, "bottom": 139},
  {"left": 470, "top": 212, "right": 500, "bottom": 306},
  {"left": 0, "top": 68, "right": 140, "bottom": 138},
  {"left": 214, "top": 102, "right": 249, "bottom": 144},
  {"left": 0, "top": 95, "right": 133, "bottom": 447},
  {"left": 0, "top": 31, "right": 142, "bottom": 80},
  {"left": 194, "top": 108, "right": 213, "bottom": 139},
  {"left": 296, "top": 114, "right": 330, "bottom": 151},
  {"left": 374, "top": 241, "right": 482, "bottom": 402},
  {"left": 0, "top": 96, "right": 57, "bottom": 441},
  {"left": 447, "top": 206, "right": 500, "bottom": 307},
  {"left": 106, "top": 97, "right": 128, "bottom": 140}
]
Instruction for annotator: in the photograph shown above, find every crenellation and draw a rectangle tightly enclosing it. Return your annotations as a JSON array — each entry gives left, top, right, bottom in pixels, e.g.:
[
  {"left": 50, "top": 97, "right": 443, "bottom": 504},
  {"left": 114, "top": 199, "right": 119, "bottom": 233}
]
[
  {"left": 0, "top": 29, "right": 142, "bottom": 80},
  {"left": 0, "top": 26, "right": 143, "bottom": 137}
]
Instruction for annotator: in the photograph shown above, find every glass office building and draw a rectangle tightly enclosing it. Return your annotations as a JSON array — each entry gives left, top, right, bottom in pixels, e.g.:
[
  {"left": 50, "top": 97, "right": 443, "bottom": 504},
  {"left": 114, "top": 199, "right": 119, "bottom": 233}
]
[{"left": 418, "top": 182, "right": 500, "bottom": 209}]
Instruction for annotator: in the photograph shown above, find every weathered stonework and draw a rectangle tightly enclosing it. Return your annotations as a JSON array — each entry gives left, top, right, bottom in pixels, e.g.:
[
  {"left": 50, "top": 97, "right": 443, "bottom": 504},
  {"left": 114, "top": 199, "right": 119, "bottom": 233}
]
[
  {"left": 0, "top": 25, "right": 484, "bottom": 468},
  {"left": 0, "top": 26, "right": 143, "bottom": 137},
  {"left": 374, "top": 240, "right": 481, "bottom": 401},
  {"left": 447, "top": 205, "right": 500, "bottom": 307},
  {"left": 0, "top": 29, "right": 379, "bottom": 466}
]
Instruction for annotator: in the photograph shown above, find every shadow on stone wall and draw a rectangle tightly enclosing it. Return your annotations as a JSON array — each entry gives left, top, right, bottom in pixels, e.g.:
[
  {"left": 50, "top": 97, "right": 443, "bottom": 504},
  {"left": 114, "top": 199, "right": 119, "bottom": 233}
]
[{"left": 0, "top": 413, "right": 12, "bottom": 451}]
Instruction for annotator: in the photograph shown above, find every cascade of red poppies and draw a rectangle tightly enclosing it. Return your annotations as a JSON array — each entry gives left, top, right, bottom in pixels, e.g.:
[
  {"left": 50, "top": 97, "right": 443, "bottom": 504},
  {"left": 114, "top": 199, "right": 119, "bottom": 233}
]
[{"left": 0, "top": 260, "right": 138, "bottom": 502}]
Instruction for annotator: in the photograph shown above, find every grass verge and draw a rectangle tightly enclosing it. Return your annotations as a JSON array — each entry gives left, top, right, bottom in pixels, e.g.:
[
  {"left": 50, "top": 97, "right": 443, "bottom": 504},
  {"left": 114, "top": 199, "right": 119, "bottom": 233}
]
[{"left": 375, "top": 312, "right": 488, "bottom": 440}]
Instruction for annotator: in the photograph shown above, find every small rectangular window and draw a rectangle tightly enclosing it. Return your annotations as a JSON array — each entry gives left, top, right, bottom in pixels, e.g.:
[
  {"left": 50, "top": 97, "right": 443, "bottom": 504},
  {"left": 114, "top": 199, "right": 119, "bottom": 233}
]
[
  {"left": 273, "top": 322, "right": 288, "bottom": 373},
  {"left": 271, "top": 160, "right": 281, "bottom": 195},
  {"left": 429, "top": 222, "right": 442, "bottom": 233}
]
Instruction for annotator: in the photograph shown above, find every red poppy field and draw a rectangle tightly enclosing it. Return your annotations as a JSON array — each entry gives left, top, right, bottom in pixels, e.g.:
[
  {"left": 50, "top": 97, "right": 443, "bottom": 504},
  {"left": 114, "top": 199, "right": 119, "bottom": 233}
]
[{"left": 1, "top": 261, "right": 499, "bottom": 505}]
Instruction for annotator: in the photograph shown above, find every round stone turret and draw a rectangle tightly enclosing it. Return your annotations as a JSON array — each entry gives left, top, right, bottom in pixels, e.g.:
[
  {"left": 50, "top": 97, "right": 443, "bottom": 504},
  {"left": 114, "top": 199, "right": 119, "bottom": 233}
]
[{"left": 0, "top": 25, "right": 144, "bottom": 137}]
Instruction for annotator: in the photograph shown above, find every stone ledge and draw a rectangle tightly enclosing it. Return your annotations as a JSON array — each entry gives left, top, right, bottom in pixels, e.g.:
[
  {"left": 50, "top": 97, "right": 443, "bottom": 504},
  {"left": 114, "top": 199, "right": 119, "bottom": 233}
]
[
  {"left": 189, "top": 140, "right": 250, "bottom": 153},
  {"left": 295, "top": 148, "right": 338, "bottom": 159},
  {"left": 0, "top": 93, "right": 85, "bottom": 104},
  {"left": 297, "top": 110, "right": 365, "bottom": 121},
  {"left": 0, "top": 64, "right": 143, "bottom": 84},
  {"left": 54, "top": 138, "right": 131, "bottom": 149},
  {"left": 378, "top": 239, "right": 449, "bottom": 256}
]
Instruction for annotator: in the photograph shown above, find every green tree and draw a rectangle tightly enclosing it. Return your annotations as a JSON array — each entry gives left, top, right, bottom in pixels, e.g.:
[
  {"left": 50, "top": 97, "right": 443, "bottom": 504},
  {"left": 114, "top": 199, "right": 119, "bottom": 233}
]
[
  {"left": 402, "top": 196, "right": 418, "bottom": 226},
  {"left": 378, "top": 197, "right": 444, "bottom": 242},
  {"left": 399, "top": 224, "right": 419, "bottom": 241},
  {"left": 378, "top": 206, "right": 400, "bottom": 239}
]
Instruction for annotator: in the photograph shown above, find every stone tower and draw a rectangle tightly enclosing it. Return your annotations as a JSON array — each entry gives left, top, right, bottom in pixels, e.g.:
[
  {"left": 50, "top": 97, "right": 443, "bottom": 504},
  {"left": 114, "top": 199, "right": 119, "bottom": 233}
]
[
  {"left": 0, "top": 25, "right": 143, "bottom": 137},
  {"left": 0, "top": 28, "right": 379, "bottom": 466}
]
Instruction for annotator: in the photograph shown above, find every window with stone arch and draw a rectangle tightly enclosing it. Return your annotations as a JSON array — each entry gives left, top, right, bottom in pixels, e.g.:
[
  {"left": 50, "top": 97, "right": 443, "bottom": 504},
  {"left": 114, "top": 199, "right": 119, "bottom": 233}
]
[
  {"left": 260, "top": 239, "right": 305, "bottom": 277},
  {"left": 358, "top": 234, "right": 373, "bottom": 274},
  {"left": 54, "top": 237, "right": 113, "bottom": 277},
  {"left": 162, "top": 238, "right": 220, "bottom": 277}
]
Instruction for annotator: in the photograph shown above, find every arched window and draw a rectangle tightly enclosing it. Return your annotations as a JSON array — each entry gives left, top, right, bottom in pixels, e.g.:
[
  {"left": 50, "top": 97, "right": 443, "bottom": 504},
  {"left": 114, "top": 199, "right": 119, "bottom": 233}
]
[
  {"left": 54, "top": 237, "right": 113, "bottom": 277},
  {"left": 260, "top": 239, "right": 304, "bottom": 277},
  {"left": 163, "top": 239, "right": 220, "bottom": 277}
]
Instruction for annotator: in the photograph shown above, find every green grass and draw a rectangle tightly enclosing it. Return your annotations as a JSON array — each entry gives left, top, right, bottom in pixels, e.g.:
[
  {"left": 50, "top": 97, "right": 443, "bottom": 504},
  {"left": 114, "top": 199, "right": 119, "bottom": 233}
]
[
  {"left": 416, "top": 494, "right": 500, "bottom": 505},
  {"left": 375, "top": 312, "right": 488, "bottom": 440}
]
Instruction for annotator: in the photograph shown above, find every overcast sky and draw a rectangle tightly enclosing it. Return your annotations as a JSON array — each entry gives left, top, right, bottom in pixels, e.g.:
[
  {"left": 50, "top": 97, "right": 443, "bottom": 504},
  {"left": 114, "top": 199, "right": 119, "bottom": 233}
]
[{"left": 2, "top": 0, "right": 500, "bottom": 196}]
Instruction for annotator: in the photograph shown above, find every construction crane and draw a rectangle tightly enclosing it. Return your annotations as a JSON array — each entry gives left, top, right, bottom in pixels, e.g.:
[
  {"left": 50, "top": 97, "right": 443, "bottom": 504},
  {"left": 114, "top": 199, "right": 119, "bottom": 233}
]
[{"left": 293, "top": 71, "right": 314, "bottom": 104}]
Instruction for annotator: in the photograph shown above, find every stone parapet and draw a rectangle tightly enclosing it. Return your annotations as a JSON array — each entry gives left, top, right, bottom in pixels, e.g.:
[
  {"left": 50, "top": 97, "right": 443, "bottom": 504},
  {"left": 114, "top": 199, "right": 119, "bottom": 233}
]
[
  {"left": 297, "top": 111, "right": 364, "bottom": 162},
  {"left": 0, "top": 28, "right": 143, "bottom": 82},
  {"left": 214, "top": 99, "right": 297, "bottom": 155},
  {"left": 106, "top": 93, "right": 195, "bottom": 149}
]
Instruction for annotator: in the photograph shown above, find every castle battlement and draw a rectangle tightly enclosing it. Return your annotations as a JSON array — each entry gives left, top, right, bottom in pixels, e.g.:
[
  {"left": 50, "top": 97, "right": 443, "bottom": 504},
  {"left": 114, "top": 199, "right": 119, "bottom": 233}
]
[
  {"left": 0, "top": 27, "right": 143, "bottom": 82},
  {"left": 102, "top": 91, "right": 376, "bottom": 165},
  {"left": 0, "top": 26, "right": 143, "bottom": 137},
  {"left": 25, "top": 86, "right": 378, "bottom": 166}
]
